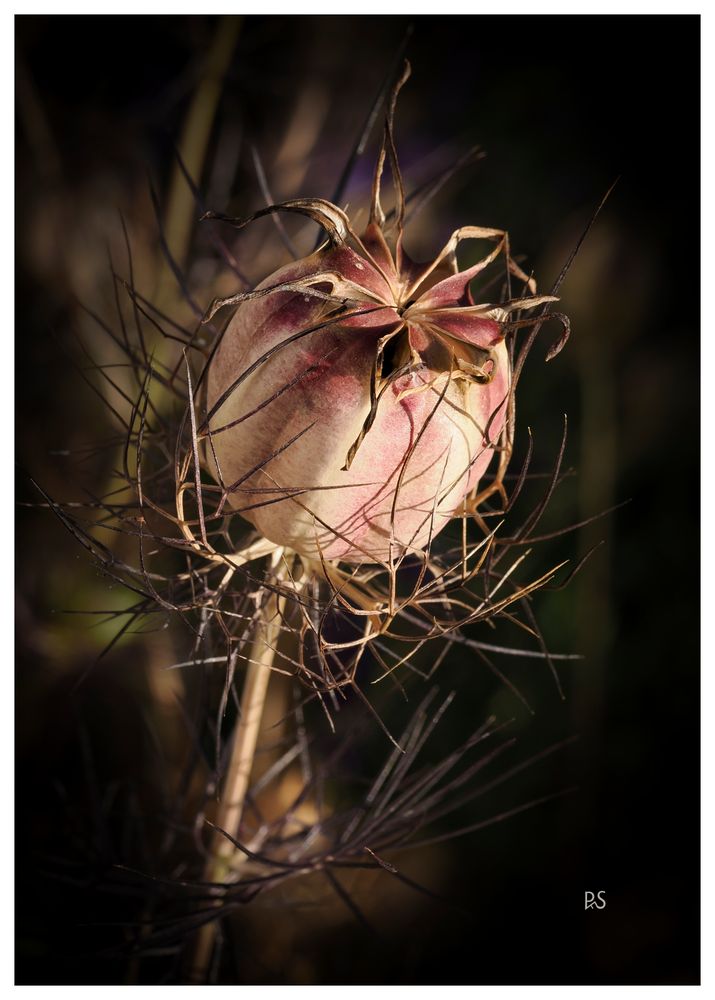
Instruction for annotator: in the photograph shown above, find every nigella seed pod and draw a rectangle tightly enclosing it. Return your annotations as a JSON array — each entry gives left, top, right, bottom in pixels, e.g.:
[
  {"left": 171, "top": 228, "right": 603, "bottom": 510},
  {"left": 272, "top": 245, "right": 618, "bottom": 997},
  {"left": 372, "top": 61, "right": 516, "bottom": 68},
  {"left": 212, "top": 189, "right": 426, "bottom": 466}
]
[{"left": 202, "top": 66, "right": 556, "bottom": 565}]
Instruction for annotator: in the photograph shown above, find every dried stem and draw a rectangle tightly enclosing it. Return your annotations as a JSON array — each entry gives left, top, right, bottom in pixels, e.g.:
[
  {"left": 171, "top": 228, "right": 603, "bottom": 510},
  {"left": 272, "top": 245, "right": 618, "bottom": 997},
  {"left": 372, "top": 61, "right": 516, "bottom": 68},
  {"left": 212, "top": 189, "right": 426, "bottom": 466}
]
[
  {"left": 156, "top": 15, "right": 241, "bottom": 306},
  {"left": 188, "top": 550, "right": 287, "bottom": 982}
]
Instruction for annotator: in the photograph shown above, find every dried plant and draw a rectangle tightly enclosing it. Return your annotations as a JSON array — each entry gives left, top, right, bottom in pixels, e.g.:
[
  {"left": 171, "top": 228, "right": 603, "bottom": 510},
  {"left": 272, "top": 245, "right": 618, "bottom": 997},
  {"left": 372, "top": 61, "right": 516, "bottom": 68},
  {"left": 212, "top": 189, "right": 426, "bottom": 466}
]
[{"left": 27, "top": 39, "right": 614, "bottom": 985}]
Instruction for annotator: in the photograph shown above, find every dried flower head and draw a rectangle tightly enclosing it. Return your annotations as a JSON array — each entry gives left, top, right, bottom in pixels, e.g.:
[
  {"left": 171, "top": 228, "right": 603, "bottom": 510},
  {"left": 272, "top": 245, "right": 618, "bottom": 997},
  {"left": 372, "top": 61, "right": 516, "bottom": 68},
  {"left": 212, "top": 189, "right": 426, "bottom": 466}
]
[{"left": 200, "top": 64, "right": 558, "bottom": 566}]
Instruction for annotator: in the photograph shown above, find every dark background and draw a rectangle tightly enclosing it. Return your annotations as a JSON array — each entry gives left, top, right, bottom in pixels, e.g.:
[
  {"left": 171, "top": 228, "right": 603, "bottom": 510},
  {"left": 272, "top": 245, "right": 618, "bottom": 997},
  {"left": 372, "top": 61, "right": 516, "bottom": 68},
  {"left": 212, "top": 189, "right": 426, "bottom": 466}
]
[{"left": 16, "top": 14, "right": 700, "bottom": 985}]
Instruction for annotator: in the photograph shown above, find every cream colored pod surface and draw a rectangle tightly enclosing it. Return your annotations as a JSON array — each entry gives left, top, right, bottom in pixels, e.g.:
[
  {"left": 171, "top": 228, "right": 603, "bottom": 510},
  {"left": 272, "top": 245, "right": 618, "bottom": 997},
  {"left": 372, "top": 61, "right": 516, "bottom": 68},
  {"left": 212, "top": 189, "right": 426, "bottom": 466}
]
[{"left": 204, "top": 225, "right": 511, "bottom": 565}]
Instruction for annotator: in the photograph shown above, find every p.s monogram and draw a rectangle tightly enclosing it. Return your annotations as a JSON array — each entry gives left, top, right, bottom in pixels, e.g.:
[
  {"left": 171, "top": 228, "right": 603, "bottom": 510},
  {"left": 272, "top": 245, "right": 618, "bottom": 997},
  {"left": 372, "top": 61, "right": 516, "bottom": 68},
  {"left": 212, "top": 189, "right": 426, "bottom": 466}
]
[{"left": 584, "top": 890, "right": 606, "bottom": 910}]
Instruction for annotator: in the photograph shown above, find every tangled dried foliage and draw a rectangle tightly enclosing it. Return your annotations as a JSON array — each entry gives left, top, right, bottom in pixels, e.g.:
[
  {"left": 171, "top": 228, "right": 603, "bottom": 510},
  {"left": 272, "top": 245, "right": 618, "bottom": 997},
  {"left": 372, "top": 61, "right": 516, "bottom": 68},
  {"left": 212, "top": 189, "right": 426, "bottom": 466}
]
[{"left": 28, "top": 51, "right": 615, "bottom": 983}]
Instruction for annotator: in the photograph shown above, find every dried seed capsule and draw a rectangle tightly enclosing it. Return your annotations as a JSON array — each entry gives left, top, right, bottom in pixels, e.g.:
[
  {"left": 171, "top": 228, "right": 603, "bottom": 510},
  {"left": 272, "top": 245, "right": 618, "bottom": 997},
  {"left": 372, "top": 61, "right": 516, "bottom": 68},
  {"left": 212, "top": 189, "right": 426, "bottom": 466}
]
[
  {"left": 203, "top": 210, "right": 527, "bottom": 565},
  {"left": 202, "top": 66, "right": 556, "bottom": 564}
]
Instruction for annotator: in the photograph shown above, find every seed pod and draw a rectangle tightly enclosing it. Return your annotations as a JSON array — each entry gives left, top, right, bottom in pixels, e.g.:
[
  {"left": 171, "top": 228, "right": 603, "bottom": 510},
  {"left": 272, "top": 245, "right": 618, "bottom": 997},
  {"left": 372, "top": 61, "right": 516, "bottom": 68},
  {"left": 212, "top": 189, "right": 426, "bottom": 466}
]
[{"left": 202, "top": 67, "right": 555, "bottom": 565}]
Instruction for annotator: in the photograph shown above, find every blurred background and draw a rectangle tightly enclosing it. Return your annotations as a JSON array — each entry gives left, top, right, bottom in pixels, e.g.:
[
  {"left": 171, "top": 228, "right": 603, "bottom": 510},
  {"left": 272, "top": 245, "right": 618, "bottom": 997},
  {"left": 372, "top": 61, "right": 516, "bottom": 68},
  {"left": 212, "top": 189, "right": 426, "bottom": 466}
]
[{"left": 16, "top": 14, "right": 699, "bottom": 985}]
